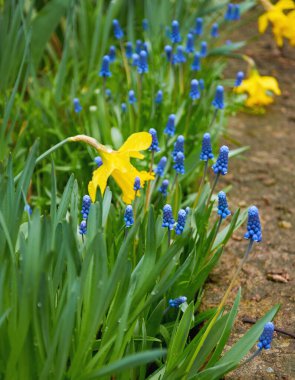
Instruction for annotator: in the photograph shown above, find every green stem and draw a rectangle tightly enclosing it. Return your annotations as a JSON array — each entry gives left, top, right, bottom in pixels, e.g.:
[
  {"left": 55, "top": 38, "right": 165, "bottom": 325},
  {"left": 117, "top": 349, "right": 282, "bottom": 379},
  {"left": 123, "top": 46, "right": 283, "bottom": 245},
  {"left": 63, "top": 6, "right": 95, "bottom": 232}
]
[
  {"left": 120, "top": 40, "right": 131, "bottom": 87},
  {"left": 206, "top": 173, "right": 220, "bottom": 207},
  {"left": 193, "top": 160, "right": 208, "bottom": 209},
  {"left": 167, "top": 228, "right": 171, "bottom": 248},
  {"left": 184, "top": 102, "right": 193, "bottom": 138},
  {"left": 144, "top": 151, "right": 155, "bottom": 212}
]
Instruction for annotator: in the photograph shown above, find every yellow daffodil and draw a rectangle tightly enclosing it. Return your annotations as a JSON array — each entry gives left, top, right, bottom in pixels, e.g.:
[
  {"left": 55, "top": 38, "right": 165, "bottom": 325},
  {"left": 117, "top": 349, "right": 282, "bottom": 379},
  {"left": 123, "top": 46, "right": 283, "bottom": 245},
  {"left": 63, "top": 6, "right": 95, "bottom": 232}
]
[
  {"left": 258, "top": 0, "right": 295, "bottom": 46},
  {"left": 235, "top": 69, "right": 281, "bottom": 107},
  {"left": 70, "top": 132, "right": 154, "bottom": 203},
  {"left": 285, "top": 10, "right": 295, "bottom": 45}
]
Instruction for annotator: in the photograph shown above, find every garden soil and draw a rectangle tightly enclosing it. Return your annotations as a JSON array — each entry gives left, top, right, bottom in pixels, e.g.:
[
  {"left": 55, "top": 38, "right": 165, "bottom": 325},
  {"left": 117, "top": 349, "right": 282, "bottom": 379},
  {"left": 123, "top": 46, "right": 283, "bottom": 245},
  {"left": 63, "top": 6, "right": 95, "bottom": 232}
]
[{"left": 203, "top": 12, "right": 295, "bottom": 380}]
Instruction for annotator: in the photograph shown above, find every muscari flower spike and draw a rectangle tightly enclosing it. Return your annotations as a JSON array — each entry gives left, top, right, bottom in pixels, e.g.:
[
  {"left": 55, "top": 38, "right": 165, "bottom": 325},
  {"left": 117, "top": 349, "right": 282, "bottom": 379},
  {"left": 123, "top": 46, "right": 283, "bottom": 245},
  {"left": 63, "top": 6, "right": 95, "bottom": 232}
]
[
  {"left": 113, "top": 19, "right": 124, "bottom": 39},
  {"left": 164, "top": 114, "right": 176, "bottom": 137},
  {"left": 142, "top": 18, "right": 148, "bottom": 31},
  {"left": 212, "top": 85, "right": 224, "bottom": 110},
  {"left": 162, "top": 204, "right": 175, "bottom": 230},
  {"left": 155, "top": 156, "right": 167, "bottom": 177},
  {"left": 232, "top": 5, "right": 240, "bottom": 21},
  {"left": 235, "top": 71, "right": 244, "bottom": 87},
  {"left": 138, "top": 50, "right": 148, "bottom": 74},
  {"left": 244, "top": 206, "right": 262, "bottom": 242},
  {"left": 200, "top": 41, "right": 207, "bottom": 57},
  {"left": 129, "top": 90, "right": 137, "bottom": 104},
  {"left": 105, "top": 89, "right": 112, "bottom": 98},
  {"left": 191, "top": 52, "right": 201, "bottom": 71},
  {"left": 257, "top": 322, "right": 274, "bottom": 350},
  {"left": 73, "top": 98, "right": 82, "bottom": 113},
  {"left": 124, "top": 205, "right": 134, "bottom": 228},
  {"left": 173, "top": 152, "right": 185, "bottom": 174},
  {"left": 186, "top": 33, "right": 194, "bottom": 53},
  {"left": 172, "top": 135, "right": 184, "bottom": 160},
  {"left": 142, "top": 42, "right": 148, "bottom": 55},
  {"left": 149, "top": 128, "right": 160, "bottom": 152},
  {"left": 185, "top": 207, "right": 190, "bottom": 215},
  {"left": 199, "top": 79, "right": 205, "bottom": 90},
  {"left": 211, "top": 23, "right": 219, "bottom": 38},
  {"left": 132, "top": 53, "right": 139, "bottom": 67},
  {"left": 225, "top": 3, "right": 234, "bottom": 21},
  {"left": 99, "top": 55, "right": 111, "bottom": 77},
  {"left": 136, "top": 39, "right": 142, "bottom": 54},
  {"left": 165, "top": 45, "right": 173, "bottom": 62},
  {"left": 175, "top": 45, "right": 186, "bottom": 64},
  {"left": 121, "top": 102, "right": 127, "bottom": 113},
  {"left": 217, "top": 191, "right": 231, "bottom": 219},
  {"left": 175, "top": 209, "right": 187, "bottom": 235},
  {"left": 171, "top": 20, "right": 181, "bottom": 43},
  {"left": 212, "top": 145, "right": 229, "bottom": 176},
  {"left": 195, "top": 17, "right": 203, "bottom": 36},
  {"left": 159, "top": 179, "right": 169, "bottom": 197},
  {"left": 109, "top": 45, "right": 116, "bottom": 62},
  {"left": 190, "top": 79, "right": 200, "bottom": 100},
  {"left": 133, "top": 176, "right": 141, "bottom": 191},
  {"left": 94, "top": 156, "right": 103, "bottom": 167},
  {"left": 155, "top": 90, "right": 163, "bottom": 104},
  {"left": 125, "top": 42, "right": 133, "bottom": 59},
  {"left": 24, "top": 204, "right": 32, "bottom": 215},
  {"left": 79, "top": 220, "right": 87, "bottom": 235},
  {"left": 200, "top": 133, "right": 214, "bottom": 161},
  {"left": 81, "top": 195, "right": 91, "bottom": 219},
  {"left": 169, "top": 296, "right": 187, "bottom": 308}
]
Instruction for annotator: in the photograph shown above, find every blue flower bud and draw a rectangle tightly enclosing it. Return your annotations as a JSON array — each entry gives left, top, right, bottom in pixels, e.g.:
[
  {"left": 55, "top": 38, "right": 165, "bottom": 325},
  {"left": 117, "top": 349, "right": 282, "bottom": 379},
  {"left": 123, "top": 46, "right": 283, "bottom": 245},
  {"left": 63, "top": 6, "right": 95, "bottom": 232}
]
[
  {"left": 108, "top": 45, "right": 116, "bottom": 62},
  {"left": 212, "top": 85, "right": 224, "bottom": 110},
  {"left": 175, "top": 45, "right": 186, "bottom": 64},
  {"left": 200, "top": 41, "right": 207, "bottom": 57},
  {"left": 212, "top": 145, "right": 229, "bottom": 175},
  {"left": 79, "top": 220, "right": 87, "bottom": 235},
  {"left": 173, "top": 152, "right": 185, "bottom": 174},
  {"left": 142, "top": 18, "right": 148, "bottom": 31},
  {"left": 133, "top": 176, "right": 141, "bottom": 191},
  {"left": 224, "top": 3, "right": 234, "bottom": 21},
  {"left": 235, "top": 71, "right": 244, "bottom": 87},
  {"left": 142, "top": 41, "right": 149, "bottom": 55},
  {"left": 155, "top": 157, "right": 167, "bottom": 177},
  {"left": 125, "top": 42, "right": 133, "bottom": 59},
  {"left": 199, "top": 79, "right": 205, "bottom": 90},
  {"left": 136, "top": 39, "right": 142, "bottom": 55},
  {"left": 162, "top": 204, "right": 175, "bottom": 230},
  {"left": 175, "top": 209, "right": 187, "bottom": 235},
  {"left": 99, "top": 55, "right": 111, "bottom": 77},
  {"left": 155, "top": 90, "right": 163, "bottom": 104},
  {"left": 169, "top": 296, "right": 187, "bottom": 308},
  {"left": 124, "top": 205, "right": 134, "bottom": 228},
  {"left": 191, "top": 52, "right": 201, "bottom": 71},
  {"left": 232, "top": 5, "right": 240, "bottom": 20},
  {"left": 195, "top": 17, "right": 203, "bottom": 36},
  {"left": 121, "top": 102, "right": 127, "bottom": 112},
  {"left": 171, "top": 20, "right": 181, "bottom": 43},
  {"left": 190, "top": 79, "right": 200, "bottom": 100},
  {"left": 211, "top": 23, "right": 219, "bottom": 38},
  {"left": 148, "top": 128, "right": 160, "bottom": 152},
  {"left": 113, "top": 19, "right": 124, "bottom": 39},
  {"left": 105, "top": 88, "right": 112, "bottom": 98},
  {"left": 132, "top": 53, "right": 139, "bottom": 67},
  {"left": 164, "top": 114, "right": 176, "bottom": 137},
  {"left": 159, "top": 179, "right": 169, "bottom": 197},
  {"left": 244, "top": 206, "right": 262, "bottom": 243},
  {"left": 129, "top": 90, "right": 137, "bottom": 104},
  {"left": 24, "top": 204, "right": 32, "bottom": 215},
  {"left": 185, "top": 207, "right": 190, "bottom": 215},
  {"left": 73, "top": 98, "right": 82, "bottom": 113},
  {"left": 217, "top": 191, "right": 231, "bottom": 219},
  {"left": 186, "top": 33, "right": 194, "bottom": 53},
  {"left": 81, "top": 195, "right": 91, "bottom": 220},
  {"left": 172, "top": 135, "right": 184, "bottom": 161},
  {"left": 165, "top": 45, "right": 173, "bottom": 62},
  {"left": 138, "top": 50, "right": 148, "bottom": 74},
  {"left": 257, "top": 322, "right": 274, "bottom": 350},
  {"left": 94, "top": 156, "right": 103, "bottom": 167},
  {"left": 200, "top": 133, "right": 214, "bottom": 161}
]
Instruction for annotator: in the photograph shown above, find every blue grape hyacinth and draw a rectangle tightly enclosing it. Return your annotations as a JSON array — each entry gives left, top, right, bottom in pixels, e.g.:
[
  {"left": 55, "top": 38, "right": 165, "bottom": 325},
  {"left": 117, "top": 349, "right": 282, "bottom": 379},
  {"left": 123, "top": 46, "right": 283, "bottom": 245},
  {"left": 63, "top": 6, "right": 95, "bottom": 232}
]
[
  {"left": 173, "top": 152, "right": 185, "bottom": 174},
  {"left": 190, "top": 79, "right": 200, "bottom": 100},
  {"left": 165, "top": 45, "right": 173, "bottom": 62},
  {"left": 155, "top": 90, "right": 163, "bottom": 104},
  {"left": 73, "top": 98, "right": 82, "bottom": 113},
  {"left": 172, "top": 135, "right": 184, "bottom": 160},
  {"left": 200, "top": 133, "right": 214, "bottom": 161},
  {"left": 171, "top": 20, "right": 181, "bottom": 43},
  {"left": 199, "top": 79, "right": 205, "bottom": 90},
  {"left": 169, "top": 296, "right": 187, "bottom": 308},
  {"left": 212, "top": 145, "right": 229, "bottom": 175},
  {"left": 155, "top": 157, "right": 167, "bottom": 177},
  {"left": 113, "top": 19, "right": 124, "bottom": 39},
  {"left": 129, "top": 90, "right": 137, "bottom": 104},
  {"left": 136, "top": 40, "right": 142, "bottom": 55},
  {"left": 109, "top": 45, "right": 116, "bottom": 62},
  {"left": 81, "top": 195, "right": 91, "bottom": 219},
  {"left": 79, "top": 220, "right": 87, "bottom": 235},
  {"left": 175, "top": 45, "right": 186, "bottom": 63},
  {"left": 200, "top": 41, "right": 207, "bottom": 57},
  {"left": 142, "top": 42, "right": 149, "bottom": 55},
  {"left": 159, "top": 179, "right": 169, "bottom": 197},
  {"left": 212, "top": 85, "right": 224, "bottom": 109},
  {"left": 175, "top": 209, "right": 187, "bottom": 235},
  {"left": 132, "top": 53, "right": 139, "bottom": 67},
  {"left": 124, "top": 205, "right": 134, "bottom": 228},
  {"left": 121, "top": 102, "right": 127, "bottom": 113},
  {"left": 138, "top": 50, "right": 148, "bottom": 74},
  {"left": 99, "top": 55, "right": 111, "bottom": 77},
  {"left": 162, "top": 204, "right": 175, "bottom": 230},
  {"left": 125, "top": 42, "right": 133, "bottom": 59},
  {"left": 257, "top": 322, "right": 274, "bottom": 350},
  {"left": 133, "top": 176, "right": 141, "bottom": 191},
  {"left": 217, "top": 192, "right": 231, "bottom": 219},
  {"left": 235, "top": 71, "right": 244, "bottom": 87},
  {"left": 142, "top": 18, "right": 148, "bottom": 31},
  {"left": 24, "top": 204, "right": 32, "bottom": 215},
  {"left": 233, "top": 5, "right": 240, "bottom": 20},
  {"left": 94, "top": 156, "right": 103, "bottom": 167},
  {"left": 186, "top": 33, "right": 194, "bottom": 53},
  {"left": 191, "top": 52, "right": 201, "bottom": 71},
  {"left": 149, "top": 128, "right": 160, "bottom": 152},
  {"left": 164, "top": 114, "right": 176, "bottom": 137},
  {"left": 195, "top": 17, "right": 203, "bottom": 35},
  {"left": 244, "top": 206, "right": 262, "bottom": 242},
  {"left": 211, "top": 23, "right": 219, "bottom": 38},
  {"left": 225, "top": 3, "right": 234, "bottom": 20}
]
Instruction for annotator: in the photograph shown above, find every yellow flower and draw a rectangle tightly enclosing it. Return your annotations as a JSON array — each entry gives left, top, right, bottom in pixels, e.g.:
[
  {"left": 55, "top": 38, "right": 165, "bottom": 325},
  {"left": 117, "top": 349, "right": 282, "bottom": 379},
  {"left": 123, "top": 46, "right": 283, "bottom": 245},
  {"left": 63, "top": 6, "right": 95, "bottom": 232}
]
[
  {"left": 235, "top": 69, "right": 281, "bottom": 107},
  {"left": 258, "top": 0, "right": 295, "bottom": 46},
  {"left": 285, "top": 10, "right": 295, "bottom": 45},
  {"left": 70, "top": 132, "right": 154, "bottom": 203}
]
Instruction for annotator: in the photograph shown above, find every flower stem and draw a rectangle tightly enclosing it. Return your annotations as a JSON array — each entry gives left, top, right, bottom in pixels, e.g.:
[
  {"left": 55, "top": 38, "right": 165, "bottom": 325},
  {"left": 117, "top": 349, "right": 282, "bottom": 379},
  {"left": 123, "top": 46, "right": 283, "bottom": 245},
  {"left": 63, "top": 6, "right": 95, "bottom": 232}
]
[
  {"left": 144, "top": 151, "right": 155, "bottom": 212},
  {"left": 167, "top": 228, "right": 171, "bottom": 247},
  {"left": 120, "top": 40, "right": 131, "bottom": 87},
  {"left": 239, "top": 348, "right": 262, "bottom": 367},
  {"left": 184, "top": 102, "right": 193, "bottom": 138},
  {"left": 193, "top": 160, "right": 208, "bottom": 209},
  {"left": 209, "top": 108, "right": 218, "bottom": 129},
  {"left": 206, "top": 173, "right": 220, "bottom": 206}
]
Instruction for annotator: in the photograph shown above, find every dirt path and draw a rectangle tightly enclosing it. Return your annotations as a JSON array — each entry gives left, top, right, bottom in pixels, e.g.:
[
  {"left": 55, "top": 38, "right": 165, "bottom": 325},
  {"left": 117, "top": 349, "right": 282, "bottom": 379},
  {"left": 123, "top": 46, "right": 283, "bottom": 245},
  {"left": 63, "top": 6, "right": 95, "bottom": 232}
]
[{"left": 204, "top": 13, "right": 295, "bottom": 380}]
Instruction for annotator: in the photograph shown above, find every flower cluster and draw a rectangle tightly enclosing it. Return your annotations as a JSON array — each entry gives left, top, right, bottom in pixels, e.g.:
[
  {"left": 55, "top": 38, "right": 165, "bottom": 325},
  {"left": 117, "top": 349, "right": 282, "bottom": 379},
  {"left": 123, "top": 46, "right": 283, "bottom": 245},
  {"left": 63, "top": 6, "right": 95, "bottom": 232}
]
[
  {"left": 79, "top": 195, "right": 91, "bottom": 236},
  {"left": 257, "top": 322, "right": 275, "bottom": 350},
  {"left": 169, "top": 296, "right": 187, "bottom": 308},
  {"left": 162, "top": 204, "right": 187, "bottom": 235},
  {"left": 124, "top": 205, "right": 134, "bottom": 228}
]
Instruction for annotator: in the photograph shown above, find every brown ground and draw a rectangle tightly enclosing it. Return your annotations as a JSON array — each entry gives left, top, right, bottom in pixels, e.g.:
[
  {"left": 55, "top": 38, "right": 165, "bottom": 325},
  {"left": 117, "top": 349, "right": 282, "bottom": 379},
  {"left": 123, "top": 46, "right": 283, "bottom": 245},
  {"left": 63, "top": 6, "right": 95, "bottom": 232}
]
[{"left": 204, "top": 12, "right": 295, "bottom": 380}]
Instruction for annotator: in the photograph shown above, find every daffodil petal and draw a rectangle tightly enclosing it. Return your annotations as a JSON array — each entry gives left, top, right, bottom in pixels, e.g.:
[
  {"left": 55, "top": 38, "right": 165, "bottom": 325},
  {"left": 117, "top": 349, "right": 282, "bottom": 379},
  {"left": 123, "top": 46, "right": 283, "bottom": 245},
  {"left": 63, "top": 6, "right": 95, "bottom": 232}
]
[
  {"left": 275, "top": 0, "right": 295, "bottom": 10},
  {"left": 118, "top": 132, "right": 152, "bottom": 157},
  {"left": 258, "top": 14, "right": 269, "bottom": 33},
  {"left": 88, "top": 163, "right": 113, "bottom": 201},
  {"left": 261, "top": 76, "right": 281, "bottom": 95}
]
